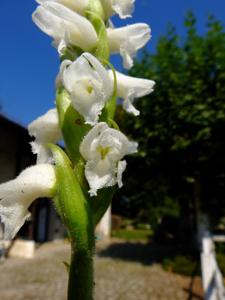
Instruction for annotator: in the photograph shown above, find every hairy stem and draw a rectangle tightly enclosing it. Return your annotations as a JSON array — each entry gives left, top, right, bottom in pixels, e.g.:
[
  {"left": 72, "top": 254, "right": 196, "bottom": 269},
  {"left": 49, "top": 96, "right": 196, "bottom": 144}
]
[{"left": 68, "top": 238, "right": 95, "bottom": 300}]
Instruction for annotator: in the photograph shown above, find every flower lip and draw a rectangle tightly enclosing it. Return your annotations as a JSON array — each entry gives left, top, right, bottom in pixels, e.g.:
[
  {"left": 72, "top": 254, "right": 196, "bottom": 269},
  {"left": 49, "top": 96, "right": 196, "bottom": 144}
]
[
  {"left": 107, "top": 23, "right": 151, "bottom": 69},
  {"left": 80, "top": 122, "right": 138, "bottom": 196},
  {"left": 60, "top": 53, "right": 113, "bottom": 125},
  {"left": 108, "top": 70, "right": 155, "bottom": 116}
]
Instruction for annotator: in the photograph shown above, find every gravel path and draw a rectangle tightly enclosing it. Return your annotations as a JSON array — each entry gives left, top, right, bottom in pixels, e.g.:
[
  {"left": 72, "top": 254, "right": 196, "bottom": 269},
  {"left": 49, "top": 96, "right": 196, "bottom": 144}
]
[{"left": 0, "top": 240, "right": 203, "bottom": 300}]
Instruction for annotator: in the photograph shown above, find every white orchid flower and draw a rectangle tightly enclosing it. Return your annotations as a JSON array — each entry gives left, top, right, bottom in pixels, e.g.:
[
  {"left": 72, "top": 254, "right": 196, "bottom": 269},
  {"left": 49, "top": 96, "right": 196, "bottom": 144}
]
[
  {"left": 109, "top": 70, "right": 155, "bottom": 116},
  {"left": 36, "top": 0, "right": 89, "bottom": 15},
  {"left": 28, "top": 109, "right": 62, "bottom": 164},
  {"left": 32, "top": 1, "right": 98, "bottom": 54},
  {"left": 100, "top": 0, "right": 135, "bottom": 19},
  {"left": 59, "top": 53, "right": 113, "bottom": 125},
  {"left": 80, "top": 122, "right": 138, "bottom": 196},
  {"left": 107, "top": 23, "right": 151, "bottom": 69},
  {"left": 0, "top": 164, "right": 56, "bottom": 240}
]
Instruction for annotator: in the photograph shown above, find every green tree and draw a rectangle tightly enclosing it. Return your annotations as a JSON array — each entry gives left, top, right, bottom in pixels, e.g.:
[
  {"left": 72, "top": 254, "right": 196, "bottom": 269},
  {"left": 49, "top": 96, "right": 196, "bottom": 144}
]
[{"left": 115, "top": 12, "right": 225, "bottom": 236}]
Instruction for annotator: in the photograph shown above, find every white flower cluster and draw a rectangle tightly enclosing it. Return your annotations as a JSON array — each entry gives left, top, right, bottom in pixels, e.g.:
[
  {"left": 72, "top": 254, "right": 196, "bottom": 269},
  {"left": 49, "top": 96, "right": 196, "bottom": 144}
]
[{"left": 0, "top": 0, "right": 155, "bottom": 239}]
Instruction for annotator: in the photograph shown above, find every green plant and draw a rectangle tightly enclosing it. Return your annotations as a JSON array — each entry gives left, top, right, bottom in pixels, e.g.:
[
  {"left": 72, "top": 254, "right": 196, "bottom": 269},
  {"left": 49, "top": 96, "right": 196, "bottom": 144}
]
[{"left": 162, "top": 254, "right": 200, "bottom": 277}]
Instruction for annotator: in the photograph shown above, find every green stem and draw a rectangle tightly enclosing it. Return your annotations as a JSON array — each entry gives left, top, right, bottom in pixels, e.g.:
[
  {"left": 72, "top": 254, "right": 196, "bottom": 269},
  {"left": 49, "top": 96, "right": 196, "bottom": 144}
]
[{"left": 68, "top": 238, "right": 95, "bottom": 300}]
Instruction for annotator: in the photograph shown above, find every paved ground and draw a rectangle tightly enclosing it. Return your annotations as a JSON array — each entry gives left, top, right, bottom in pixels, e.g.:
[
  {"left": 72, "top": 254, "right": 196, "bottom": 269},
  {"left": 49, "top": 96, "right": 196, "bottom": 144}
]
[{"left": 0, "top": 240, "right": 203, "bottom": 300}]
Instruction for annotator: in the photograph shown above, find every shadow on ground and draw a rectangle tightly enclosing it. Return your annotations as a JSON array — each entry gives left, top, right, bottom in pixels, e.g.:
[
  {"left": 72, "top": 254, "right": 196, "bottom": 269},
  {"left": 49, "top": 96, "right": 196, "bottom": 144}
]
[
  {"left": 98, "top": 240, "right": 184, "bottom": 265},
  {"left": 98, "top": 240, "right": 203, "bottom": 300}
]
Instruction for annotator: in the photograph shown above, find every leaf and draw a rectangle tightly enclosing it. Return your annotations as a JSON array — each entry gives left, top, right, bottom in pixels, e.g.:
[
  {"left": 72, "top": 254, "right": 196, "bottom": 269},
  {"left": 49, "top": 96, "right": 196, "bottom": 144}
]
[{"left": 92, "top": 187, "right": 115, "bottom": 226}]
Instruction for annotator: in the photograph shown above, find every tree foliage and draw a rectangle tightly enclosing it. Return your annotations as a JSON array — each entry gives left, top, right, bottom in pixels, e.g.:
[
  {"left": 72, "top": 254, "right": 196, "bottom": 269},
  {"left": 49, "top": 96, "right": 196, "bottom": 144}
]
[{"left": 114, "top": 12, "right": 225, "bottom": 231}]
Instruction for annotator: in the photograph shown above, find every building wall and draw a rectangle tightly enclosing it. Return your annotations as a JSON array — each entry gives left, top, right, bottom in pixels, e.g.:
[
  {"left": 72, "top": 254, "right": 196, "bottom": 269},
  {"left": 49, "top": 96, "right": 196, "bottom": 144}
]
[
  {"left": 0, "top": 127, "right": 18, "bottom": 182},
  {"left": 0, "top": 116, "right": 33, "bottom": 183}
]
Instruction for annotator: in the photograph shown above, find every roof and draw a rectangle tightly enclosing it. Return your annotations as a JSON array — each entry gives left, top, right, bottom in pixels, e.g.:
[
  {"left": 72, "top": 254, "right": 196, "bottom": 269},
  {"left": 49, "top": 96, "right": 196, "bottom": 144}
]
[{"left": 0, "top": 114, "right": 28, "bottom": 135}]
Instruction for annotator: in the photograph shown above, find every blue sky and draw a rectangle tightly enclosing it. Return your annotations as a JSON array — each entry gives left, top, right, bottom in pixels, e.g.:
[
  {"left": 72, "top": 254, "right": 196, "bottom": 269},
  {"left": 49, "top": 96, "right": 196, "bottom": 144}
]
[{"left": 0, "top": 0, "right": 224, "bottom": 126}]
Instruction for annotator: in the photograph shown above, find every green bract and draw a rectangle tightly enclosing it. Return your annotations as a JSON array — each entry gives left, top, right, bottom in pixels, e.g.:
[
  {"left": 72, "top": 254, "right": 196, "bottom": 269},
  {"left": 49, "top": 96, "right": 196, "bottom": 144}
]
[
  {"left": 49, "top": 144, "right": 93, "bottom": 247},
  {"left": 86, "top": 10, "right": 110, "bottom": 61},
  {"left": 56, "top": 88, "right": 91, "bottom": 165},
  {"left": 99, "top": 61, "right": 117, "bottom": 122}
]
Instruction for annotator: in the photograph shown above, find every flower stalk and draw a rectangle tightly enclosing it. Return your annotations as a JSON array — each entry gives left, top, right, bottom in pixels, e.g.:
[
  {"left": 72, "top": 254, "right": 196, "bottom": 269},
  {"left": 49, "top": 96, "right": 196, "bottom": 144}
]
[{"left": 0, "top": 0, "right": 155, "bottom": 299}]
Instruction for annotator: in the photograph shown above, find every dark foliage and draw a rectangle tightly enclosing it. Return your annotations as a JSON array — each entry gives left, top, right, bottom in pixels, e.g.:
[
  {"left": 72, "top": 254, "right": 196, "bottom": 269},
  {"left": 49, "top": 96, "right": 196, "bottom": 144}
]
[{"left": 114, "top": 12, "right": 225, "bottom": 235}]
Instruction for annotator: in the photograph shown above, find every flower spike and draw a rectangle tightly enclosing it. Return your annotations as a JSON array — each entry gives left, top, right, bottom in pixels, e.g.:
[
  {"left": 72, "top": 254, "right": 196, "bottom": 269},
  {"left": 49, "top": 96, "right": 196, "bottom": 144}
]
[{"left": 28, "top": 0, "right": 153, "bottom": 297}]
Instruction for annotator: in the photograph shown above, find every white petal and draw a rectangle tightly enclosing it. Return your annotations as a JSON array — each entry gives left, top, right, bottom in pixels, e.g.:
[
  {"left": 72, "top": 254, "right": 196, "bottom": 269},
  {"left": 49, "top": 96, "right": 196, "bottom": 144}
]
[
  {"left": 28, "top": 109, "right": 61, "bottom": 163},
  {"left": 109, "top": 70, "right": 155, "bottom": 115},
  {"left": 33, "top": 2, "right": 98, "bottom": 51},
  {"left": 107, "top": 24, "right": 151, "bottom": 69},
  {"left": 56, "top": 59, "right": 72, "bottom": 87},
  {"left": 100, "top": 0, "right": 113, "bottom": 19},
  {"left": 83, "top": 53, "right": 113, "bottom": 100},
  {"left": 61, "top": 54, "right": 112, "bottom": 124},
  {"left": 28, "top": 109, "right": 61, "bottom": 143},
  {"left": 98, "top": 127, "right": 136, "bottom": 160},
  {"left": 32, "top": 5, "right": 65, "bottom": 44},
  {"left": 117, "top": 160, "right": 127, "bottom": 188},
  {"left": 43, "top": 2, "right": 98, "bottom": 50},
  {"left": 0, "top": 164, "right": 56, "bottom": 240},
  {"left": 80, "top": 123, "right": 108, "bottom": 161},
  {"left": 36, "top": 0, "right": 88, "bottom": 15},
  {"left": 57, "top": 39, "right": 67, "bottom": 55},
  {"left": 0, "top": 204, "right": 31, "bottom": 242},
  {"left": 123, "top": 92, "right": 140, "bottom": 116},
  {"left": 62, "top": 56, "right": 97, "bottom": 92},
  {"left": 100, "top": 0, "right": 134, "bottom": 19},
  {"left": 127, "top": 140, "right": 138, "bottom": 155},
  {"left": 112, "top": 0, "right": 135, "bottom": 19},
  {"left": 114, "top": 71, "right": 155, "bottom": 98},
  {"left": 80, "top": 122, "right": 138, "bottom": 195},
  {"left": 85, "top": 159, "right": 116, "bottom": 196},
  {"left": 30, "top": 142, "right": 54, "bottom": 164}
]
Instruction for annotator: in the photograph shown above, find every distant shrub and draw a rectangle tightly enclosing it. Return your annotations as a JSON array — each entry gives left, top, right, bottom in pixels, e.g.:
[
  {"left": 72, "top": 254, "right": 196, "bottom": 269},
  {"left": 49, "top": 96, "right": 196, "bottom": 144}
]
[
  {"left": 111, "top": 229, "right": 152, "bottom": 241},
  {"left": 217, "top": 253, "right": 225, "bottom": 276},
  {"left": 162, "top": 255, "right": 200, "bottom": 277},
  {"left": 111, "top": 215, "right": 123, "bottom": 230}
]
